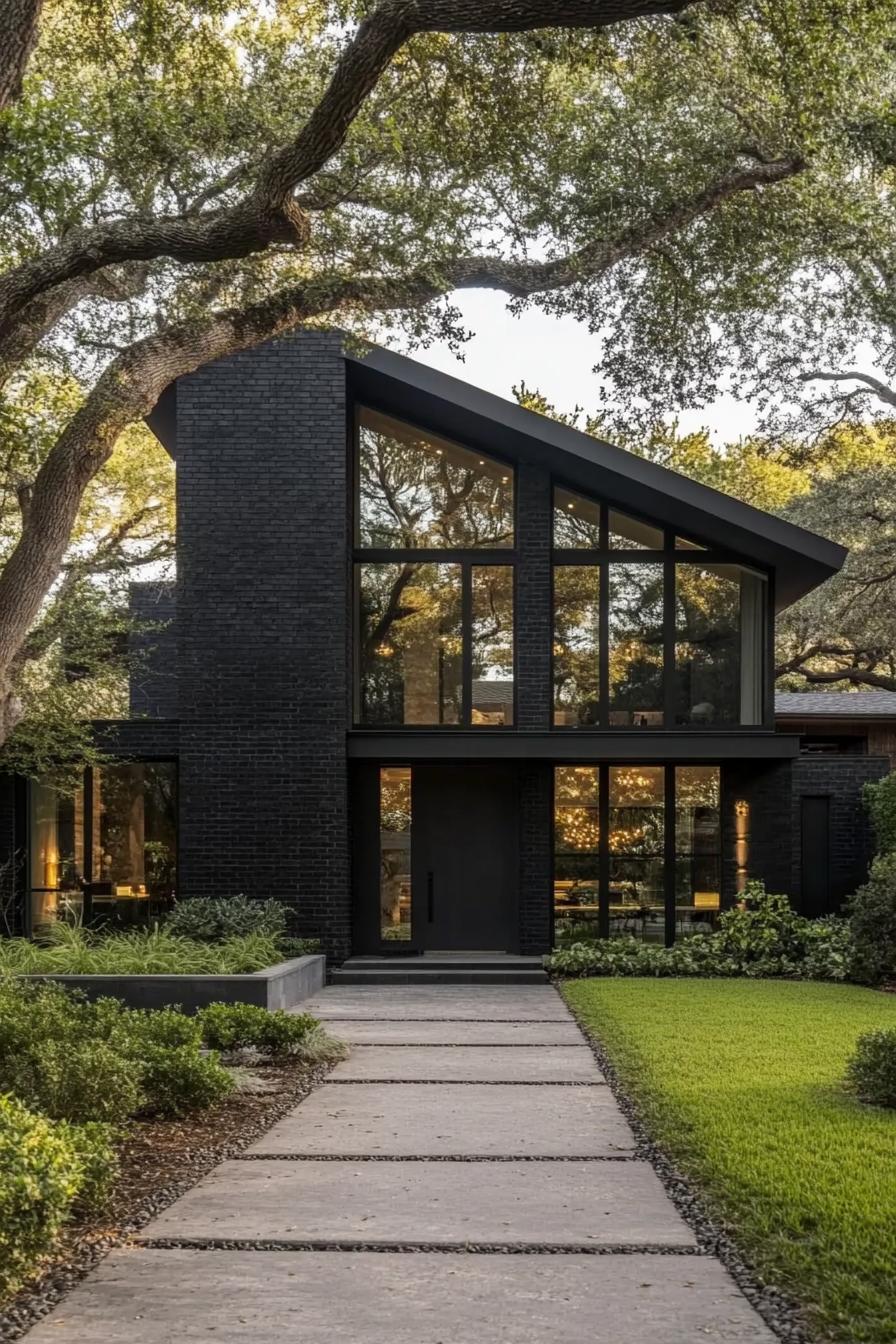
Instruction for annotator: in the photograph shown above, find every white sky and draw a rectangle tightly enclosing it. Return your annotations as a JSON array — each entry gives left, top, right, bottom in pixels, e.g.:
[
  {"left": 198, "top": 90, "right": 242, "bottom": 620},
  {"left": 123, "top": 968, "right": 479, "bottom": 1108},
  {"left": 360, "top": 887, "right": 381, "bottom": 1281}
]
[{"left": 396, "top": 290, "right": 758, "bottom": 446}]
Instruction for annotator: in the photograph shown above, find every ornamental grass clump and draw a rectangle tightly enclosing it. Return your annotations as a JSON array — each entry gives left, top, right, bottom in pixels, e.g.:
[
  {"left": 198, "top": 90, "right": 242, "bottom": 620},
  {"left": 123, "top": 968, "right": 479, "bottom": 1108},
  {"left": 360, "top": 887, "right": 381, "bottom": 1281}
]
[{"left": 0, "top": 923, "right": 282, "bottom": 975}]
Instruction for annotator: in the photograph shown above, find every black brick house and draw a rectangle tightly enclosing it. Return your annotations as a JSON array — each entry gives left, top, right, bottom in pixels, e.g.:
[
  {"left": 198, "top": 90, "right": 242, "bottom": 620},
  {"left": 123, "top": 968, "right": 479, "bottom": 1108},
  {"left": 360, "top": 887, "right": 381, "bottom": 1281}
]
[{"left": 1, "top": 332, "right": 889, "bottom": 954}]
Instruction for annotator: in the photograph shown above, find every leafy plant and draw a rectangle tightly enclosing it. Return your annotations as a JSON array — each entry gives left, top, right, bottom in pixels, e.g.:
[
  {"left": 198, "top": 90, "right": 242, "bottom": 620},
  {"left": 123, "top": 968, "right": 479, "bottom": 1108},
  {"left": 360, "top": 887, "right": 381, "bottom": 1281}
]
[
  {"left": 0, "top": 1095, "right": 107, "bottom": 1300},
  {"left": 863, "top": 773, "right": 896, "bottom": 856},
  {"left": 845, "top": 1028, "right": 896, "bottom": 1109},
  {"left": 0, "top": 925, "right": 282, "bottom": 975},
  {"left": 848, "top": 853, "right": 896, "bottom": 985},
  {"left": 165, "top": 896, "right": 287, "bottom": 944},
  {"left": 138, "top": 1046, "right": 233, "bottom": 1117},
  {"left": 197, "top": 1002, "right": 317, "bottom": 1056}
]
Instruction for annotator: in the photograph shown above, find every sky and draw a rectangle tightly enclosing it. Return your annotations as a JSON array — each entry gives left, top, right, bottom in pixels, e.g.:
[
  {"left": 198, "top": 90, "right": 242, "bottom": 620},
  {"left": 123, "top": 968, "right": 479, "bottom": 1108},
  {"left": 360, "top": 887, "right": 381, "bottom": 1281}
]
[{"left": 398, "top": 290, "right": 758, "bottom": 446}]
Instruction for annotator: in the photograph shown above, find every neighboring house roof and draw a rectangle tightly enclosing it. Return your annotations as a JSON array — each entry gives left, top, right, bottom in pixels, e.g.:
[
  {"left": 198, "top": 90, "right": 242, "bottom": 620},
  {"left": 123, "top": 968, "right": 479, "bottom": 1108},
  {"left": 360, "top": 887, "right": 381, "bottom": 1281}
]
[
  {"left": 146, "top": 332, "right": 847, "bottom": 611},
  {"left": 775, "top": 692, "right": 896, "bottom": 719}
]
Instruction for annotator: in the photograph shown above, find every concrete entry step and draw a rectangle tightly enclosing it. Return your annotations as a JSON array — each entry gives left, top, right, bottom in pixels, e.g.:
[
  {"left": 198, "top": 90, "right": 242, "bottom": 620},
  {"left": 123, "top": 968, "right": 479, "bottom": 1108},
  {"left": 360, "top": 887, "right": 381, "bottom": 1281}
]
[
  {"left": 21, "top": 1249, "right": 778, "bottom": 1344},
  {"left": 137, "top": 1158, "right": 694, "bottom": 1248},
  {"left": 332, "top": 962, "right": 548, "bottom": 985}
]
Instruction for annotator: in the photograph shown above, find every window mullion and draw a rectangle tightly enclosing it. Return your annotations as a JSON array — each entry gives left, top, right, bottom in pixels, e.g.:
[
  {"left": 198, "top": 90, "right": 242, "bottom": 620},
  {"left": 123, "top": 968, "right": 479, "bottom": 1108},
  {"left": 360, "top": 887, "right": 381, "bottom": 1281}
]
[{"left": 461, "top": 562, "right": 473, "bottom": 728}]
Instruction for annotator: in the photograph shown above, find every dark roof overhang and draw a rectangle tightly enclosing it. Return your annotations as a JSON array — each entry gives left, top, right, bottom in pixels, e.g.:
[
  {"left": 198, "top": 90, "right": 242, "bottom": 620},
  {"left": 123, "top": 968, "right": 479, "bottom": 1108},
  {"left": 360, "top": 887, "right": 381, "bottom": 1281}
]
[{"left": 346, "top": 344, "right": 845, "bottom": 611}]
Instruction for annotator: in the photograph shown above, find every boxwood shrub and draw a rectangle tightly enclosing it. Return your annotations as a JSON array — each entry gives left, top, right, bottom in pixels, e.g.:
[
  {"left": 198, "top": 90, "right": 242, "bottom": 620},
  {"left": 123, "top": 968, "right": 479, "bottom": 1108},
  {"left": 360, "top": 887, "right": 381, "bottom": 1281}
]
[
  {"left": 845, "top": 1028, "right": 896, "bottom": 1108},
  {"left": 197, "top": 1002, "right": 318, "bottom": 1056}
]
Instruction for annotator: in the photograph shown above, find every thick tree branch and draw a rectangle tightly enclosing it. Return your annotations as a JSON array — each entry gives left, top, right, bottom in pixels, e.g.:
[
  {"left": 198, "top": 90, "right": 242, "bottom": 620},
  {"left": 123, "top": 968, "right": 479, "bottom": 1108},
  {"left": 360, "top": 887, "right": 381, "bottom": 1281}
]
[
  {"left": 0, "top": 0, "right": 700, "bottom": 338},
  {"left": 0, "top": 0, "right": 42, "bottom": 111},
  {"left": 800, "top": 368, "right": 896, "bottom": 409}
]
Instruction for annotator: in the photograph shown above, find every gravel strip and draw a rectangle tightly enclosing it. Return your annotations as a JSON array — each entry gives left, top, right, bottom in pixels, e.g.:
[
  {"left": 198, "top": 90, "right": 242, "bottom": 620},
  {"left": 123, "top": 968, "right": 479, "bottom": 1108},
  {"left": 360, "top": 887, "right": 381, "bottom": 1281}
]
[
  {"left": 233, "top": 1151, "right": 639, "bottom": 1162},
  {"left": 0, "top": 1056, "right": 338, "bottom": 1344},
  {"left": 559, "top": 986, "right": 818, "bottom": 1344},
  {"left": 325, "top": 1078, "right": 605, "bottom": 1086},
  {"left": 137, "top": 1237, "right": 706, "bottom": 1256}
]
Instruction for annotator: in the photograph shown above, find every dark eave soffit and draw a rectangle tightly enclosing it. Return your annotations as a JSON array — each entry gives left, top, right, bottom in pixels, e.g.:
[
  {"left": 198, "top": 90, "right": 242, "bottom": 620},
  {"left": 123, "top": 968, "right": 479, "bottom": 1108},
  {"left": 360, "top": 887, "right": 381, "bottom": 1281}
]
[{"left": 346, "top": 344, "right": 846, "bottom": 611}]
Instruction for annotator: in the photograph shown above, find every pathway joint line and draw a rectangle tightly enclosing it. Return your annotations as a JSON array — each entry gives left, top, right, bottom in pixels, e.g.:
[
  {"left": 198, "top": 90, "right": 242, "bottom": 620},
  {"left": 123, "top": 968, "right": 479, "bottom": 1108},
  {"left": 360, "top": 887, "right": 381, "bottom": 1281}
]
[
  {"left": 233, "top": 1151, "right": 642, "bottom": 1162},
  {"left": 134, "top": 1237, "right": 706, "bottom": 1257},
  {"left": 325, "top": 1078, "right": 606, "bottom": 1086}
]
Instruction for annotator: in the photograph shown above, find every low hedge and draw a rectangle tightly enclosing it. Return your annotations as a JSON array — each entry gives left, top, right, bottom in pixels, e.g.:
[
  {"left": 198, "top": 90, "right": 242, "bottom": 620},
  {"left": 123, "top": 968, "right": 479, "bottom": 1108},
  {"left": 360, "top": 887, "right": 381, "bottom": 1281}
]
[
  {"left": 548, "top": 884, "right": 854, "bottom": 981},
  {"left": 0, "top": 1094, "right": 116, "bottom": 1300}
]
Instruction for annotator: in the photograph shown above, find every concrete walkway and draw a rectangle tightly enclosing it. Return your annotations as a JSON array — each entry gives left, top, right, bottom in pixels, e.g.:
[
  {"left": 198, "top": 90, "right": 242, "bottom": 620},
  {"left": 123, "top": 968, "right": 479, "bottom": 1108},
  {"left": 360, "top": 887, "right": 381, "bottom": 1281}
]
[{"left": 25, "top": 985, "right": 775, "bottom": 1343}]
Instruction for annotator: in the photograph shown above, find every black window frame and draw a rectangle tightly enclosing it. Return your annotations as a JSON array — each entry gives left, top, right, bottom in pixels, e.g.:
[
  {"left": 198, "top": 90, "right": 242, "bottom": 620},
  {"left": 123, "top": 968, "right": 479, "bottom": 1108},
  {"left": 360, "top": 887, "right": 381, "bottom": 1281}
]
[
  {"left": 351, "top": 401, "right": 518, "bottom": 730},
  {"left": 551, "top": 482, "right": 773, "bottom": 732}
]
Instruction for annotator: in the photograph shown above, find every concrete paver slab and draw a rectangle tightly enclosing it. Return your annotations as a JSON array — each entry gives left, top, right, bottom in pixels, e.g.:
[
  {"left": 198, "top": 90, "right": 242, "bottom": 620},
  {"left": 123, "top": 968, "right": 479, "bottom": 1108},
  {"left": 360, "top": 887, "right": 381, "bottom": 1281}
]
[
  {"left": 247, "top": 1082, "right": 635, "bottom": 1156},
  {"left": 331, "top": 1045, "right": 603, "bottom": 1082},
  {"left": 22, "top": 1249, "right": 776, "bottom": 1343},
  {"left": 300, "top": 985, "right": 573, "bottom": 1021},
  {"left": 327, "top": 1018, "right": 584, "bottom": 1045},
  {"left": 138, "top": 1158, "right": 692, "bottom": 1246}
]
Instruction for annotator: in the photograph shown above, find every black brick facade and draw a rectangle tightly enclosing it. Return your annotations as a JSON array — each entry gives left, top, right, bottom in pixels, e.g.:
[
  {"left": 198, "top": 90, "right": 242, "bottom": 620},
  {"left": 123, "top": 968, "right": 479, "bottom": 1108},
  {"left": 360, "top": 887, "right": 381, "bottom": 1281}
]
[
  {"left": 790, "top": 754, "right": 888, "bottom": 910},
  {"left": 128, "top": 583, "right": 178, "bottom": 719},
  {"left": 176, "top": 332, "right": 351, "bottom": 957}
]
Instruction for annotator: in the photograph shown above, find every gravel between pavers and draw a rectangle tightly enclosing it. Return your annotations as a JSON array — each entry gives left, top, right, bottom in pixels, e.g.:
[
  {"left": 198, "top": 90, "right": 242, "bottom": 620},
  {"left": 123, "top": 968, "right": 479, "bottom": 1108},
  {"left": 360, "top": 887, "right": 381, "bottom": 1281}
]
[
  {"left": 559, "top": 987, "right": 817, "bottom": 1344},
  {"left": 0, "top": 1056, "right": 338, "bottom": 1344}
]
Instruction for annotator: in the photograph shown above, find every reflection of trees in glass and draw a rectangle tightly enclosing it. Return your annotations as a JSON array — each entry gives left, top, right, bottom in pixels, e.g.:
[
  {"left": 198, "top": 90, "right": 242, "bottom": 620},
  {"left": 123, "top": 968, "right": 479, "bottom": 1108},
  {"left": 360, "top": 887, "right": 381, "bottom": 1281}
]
[
  {"left": 471, "top": 567, "right": 514, "bottom": 722},
  {"left": 553, "top": 487, "right": 600, "bottom": 548},
  {"left": 608, "top": 564, "right": 664, "bottom": 717},
  {"left": 358, "top": 410, "right": 513, "bottom": 549},
  {"left": 380, "top": 767, "right": 411, "bottom": 939},
  {"left": 553, "top": 566, "right": 599, "bottom": 726},
  {"left": 609, "top": 767, "right": 664, "bottom": 856},
  {"left": 675, "top": 566, "right": 739, "bottom": 723},
  {"left": 358, "top": 564, "right": 462, "bottom": 725}
]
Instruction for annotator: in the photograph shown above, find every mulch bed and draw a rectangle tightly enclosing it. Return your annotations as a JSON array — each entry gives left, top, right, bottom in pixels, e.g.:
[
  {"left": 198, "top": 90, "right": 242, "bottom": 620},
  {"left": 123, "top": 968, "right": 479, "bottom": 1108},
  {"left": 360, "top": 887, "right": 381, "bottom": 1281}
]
[{"left": 0, "top": 1057, "right": 335, "bottom": 1344}]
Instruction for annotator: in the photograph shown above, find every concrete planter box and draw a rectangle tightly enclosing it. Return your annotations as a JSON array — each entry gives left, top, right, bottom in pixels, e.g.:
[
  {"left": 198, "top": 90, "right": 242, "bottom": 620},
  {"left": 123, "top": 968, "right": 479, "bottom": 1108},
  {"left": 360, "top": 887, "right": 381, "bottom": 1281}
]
[{"left": 22, "top": 954, "right": 326, "bottom": 1013}]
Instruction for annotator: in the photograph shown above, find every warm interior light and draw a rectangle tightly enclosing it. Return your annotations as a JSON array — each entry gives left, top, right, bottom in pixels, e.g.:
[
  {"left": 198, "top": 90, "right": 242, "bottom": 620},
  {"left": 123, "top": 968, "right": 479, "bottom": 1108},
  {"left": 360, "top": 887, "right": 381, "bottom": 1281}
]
[{"left": 735, "top": 799, "right": 750, "bottom": 894}]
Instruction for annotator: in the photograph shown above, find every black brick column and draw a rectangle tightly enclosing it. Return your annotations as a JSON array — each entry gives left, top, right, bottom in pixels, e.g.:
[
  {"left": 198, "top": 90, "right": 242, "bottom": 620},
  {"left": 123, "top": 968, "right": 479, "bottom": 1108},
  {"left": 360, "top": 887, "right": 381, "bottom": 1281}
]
[
  {"left": 519, "top": 763, "right": 552, "bottom": 953},
  {"left": 515, "top": 463, "right": 552, "bottom": 730},
  {"left": 176, "top": 332, "right": 351, "bottom": 957}
]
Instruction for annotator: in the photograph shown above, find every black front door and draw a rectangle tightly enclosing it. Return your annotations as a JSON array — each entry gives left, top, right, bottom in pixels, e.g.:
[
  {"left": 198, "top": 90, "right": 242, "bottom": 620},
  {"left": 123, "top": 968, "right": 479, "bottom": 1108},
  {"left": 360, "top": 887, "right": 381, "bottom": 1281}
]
[{"left": 412, "top": 765, "right": 518, "bottom": 951}]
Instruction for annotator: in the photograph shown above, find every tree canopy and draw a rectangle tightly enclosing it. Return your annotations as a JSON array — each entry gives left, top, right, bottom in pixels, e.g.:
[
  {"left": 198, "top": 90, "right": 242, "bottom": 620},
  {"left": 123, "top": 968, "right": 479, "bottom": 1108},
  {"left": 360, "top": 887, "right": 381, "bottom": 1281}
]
[{"left": 1, "top": 0, "right": 895, "bottom": 760}]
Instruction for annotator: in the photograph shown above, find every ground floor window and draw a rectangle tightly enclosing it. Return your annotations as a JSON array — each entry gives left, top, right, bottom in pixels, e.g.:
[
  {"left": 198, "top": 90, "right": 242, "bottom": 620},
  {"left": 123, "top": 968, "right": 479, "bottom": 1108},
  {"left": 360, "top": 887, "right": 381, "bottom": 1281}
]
[
  {"left": 28, "top": 761, "right": 177, "bottom": 933},
  {"left": 380, "top": 766, "right": 412, "bottom": 941},
  {"left": 553, "top": 763, "right": 721, "bottom": 945}
]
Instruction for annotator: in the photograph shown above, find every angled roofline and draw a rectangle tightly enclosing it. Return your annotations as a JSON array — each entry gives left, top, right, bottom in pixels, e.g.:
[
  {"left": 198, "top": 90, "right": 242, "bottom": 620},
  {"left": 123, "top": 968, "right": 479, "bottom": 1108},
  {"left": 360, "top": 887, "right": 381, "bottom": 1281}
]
[{"left": 345, "top": 343, "right": 845, "bottom": 610}]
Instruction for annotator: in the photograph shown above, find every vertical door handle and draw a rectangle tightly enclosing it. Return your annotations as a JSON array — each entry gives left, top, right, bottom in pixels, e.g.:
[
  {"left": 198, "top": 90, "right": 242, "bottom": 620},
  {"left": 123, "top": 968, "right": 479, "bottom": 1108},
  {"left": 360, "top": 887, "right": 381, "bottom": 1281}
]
[{"left": 427, "top": 871, "right": 434, "bottom": 922}]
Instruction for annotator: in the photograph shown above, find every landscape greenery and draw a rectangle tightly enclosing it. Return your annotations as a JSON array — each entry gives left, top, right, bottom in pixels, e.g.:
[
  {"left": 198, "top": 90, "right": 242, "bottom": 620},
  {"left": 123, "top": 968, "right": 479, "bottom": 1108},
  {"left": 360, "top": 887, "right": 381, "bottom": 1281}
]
[
  {"left": 3, "top": 1, "right": 896, "bottom": 773},
  {"left": 0, "top": 924, "right": 284, "bottom": 974},
  {"left": 564, "top": 979, "right": 896, "bottom": 1344},
  {"left": 0, "top": 976, "right": 341, "bottom": 1302}
]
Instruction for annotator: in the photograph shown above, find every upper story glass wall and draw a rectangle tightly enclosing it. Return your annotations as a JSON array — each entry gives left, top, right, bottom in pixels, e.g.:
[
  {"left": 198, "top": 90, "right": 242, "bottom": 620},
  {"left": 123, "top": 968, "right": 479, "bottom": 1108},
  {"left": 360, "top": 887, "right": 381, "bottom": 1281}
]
[{"left": 354, "top": 408, "right": 515, "bottom": 727}]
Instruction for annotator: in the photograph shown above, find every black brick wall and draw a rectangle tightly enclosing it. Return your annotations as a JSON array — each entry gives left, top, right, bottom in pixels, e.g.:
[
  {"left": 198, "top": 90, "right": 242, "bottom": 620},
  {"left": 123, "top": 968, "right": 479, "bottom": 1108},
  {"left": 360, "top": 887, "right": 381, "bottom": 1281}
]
[
  {"left": 722, "top": 761, "right": 794, "bottom": 905},
  {"left": 518, "top": 763, "right": 552, "bottom": 953},
  {"left": 791, "top": 754, "right": 888, "bottom": 910},
  {"left": 175, "top": 332, "right": 351, "bottom": 957},
  {"left": 128, "top": 583, "right": 178, "bottom": 719},
  {"left": 515, "top": 464, "right": 552, "bottom": 730}
]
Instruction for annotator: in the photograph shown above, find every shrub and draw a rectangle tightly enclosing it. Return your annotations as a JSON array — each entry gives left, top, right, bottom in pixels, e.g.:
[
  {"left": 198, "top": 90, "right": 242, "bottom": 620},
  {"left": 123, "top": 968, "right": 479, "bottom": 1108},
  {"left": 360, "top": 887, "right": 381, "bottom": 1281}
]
[
  {"left": 845, "top": 1028, "right": 896, "bottom": 1108},
  {"left": 848, "top": 852, "right": 896, "bottom": 985},
  {"left": 138, "top": 1045, "right": 233, "bottom": 1117},
  {"left": 800, "top": 916, "right": 854, "bottom": 982},
  {"left": 279, "top": 937, "right": 323, "bottom": 958},
  {"left": 5, "top": 1038, "right": 143, "bottom": 1125},
  {"left": 0, "top": 1094, "right": 82, "bottom": 1300},
  {"left": 166, "top": 895, "right": 287, "bottom": 944},
  {"left": 58, "top": 1121, "right": 119, "bottom": 1214},
  {"left": 714, "top": 882, "right": 809, "bottom": 969},
  {"left": 863, "top": 771, "right": 896, "bottom": 855},
  {"left": 197, "top": 1002, "right": 317, "bottom": 1055}
]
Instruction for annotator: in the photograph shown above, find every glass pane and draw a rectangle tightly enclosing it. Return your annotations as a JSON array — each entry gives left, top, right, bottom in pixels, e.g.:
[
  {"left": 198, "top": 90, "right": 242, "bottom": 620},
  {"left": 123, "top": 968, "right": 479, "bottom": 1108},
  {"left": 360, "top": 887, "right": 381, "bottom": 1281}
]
[
  {"left": 608, "top": 510, "right": 664, "bottom": 550},
  {"left": 608, "top": 563, "right": 664, "bottom": 726},
  {"left": 553, "top": 486, "right": 600, "bottom": 548},
  {"left": 554, "top": 766, "right": 600, "bottom": 939},
  {"left": 609, "top": 766, "right": 665, "bottom": 942},
  {"left": 357, "top": 563, "right": 462, "bottom": 725},
  {"left": 553, "top": 565, "right": 600, "bottom": 727},
  {"left": 357, "top": 407, "right": 513, "bottom": 548},
  {"left": 471, "top": 566, "right": 514, "bottom": 726},
  {"left": 29, "top": 779, "right": 84, "bottom": 929},
  {"left": 676, "top": 536, "right": 706, "bottom": 551},
  {"left": 675, "top": 765, "right": 721, "bottom": 937},
  {"left": 93, "top": 763, "right": 177, "bottom": 924},
  {"left": 675, "top": 565, "right": 765, "bottom": 725},
  {"left": 380, "top": 767, "right": 411, "bottom": 941}
]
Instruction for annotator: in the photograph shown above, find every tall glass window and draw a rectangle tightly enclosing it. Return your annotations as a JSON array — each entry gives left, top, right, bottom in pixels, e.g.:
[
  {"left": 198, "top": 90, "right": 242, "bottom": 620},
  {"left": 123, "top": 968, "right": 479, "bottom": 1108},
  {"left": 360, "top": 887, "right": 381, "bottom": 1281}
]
[
  {"left": 553, "top": 566, "right": 600, "bottom": 727},
  {"left": 553, "top": 767, "right": 600, "bottom": 937},
  {"left": 675, "top": 766, "right": 721, "bottom": 935},
  {"left": 357, "top": 563, "right": 463, "bottom": 725},
  {"left": 554, "top": 486, "right": 600, "bottom": 548},
  {"left": 608, "top": 766, "right": 665, "bottom": 941},
  {"left": 675, "top": 564, "right": 766, "bottom": 725},
  {"left": 29, "top": 779, "right": 85, "bottom": 930},
  {"left": 471, "top": 566, "right": 514, "bottom": 725},
  {"left": 357, "top": 407, "right": 513, "bottom": 549},
  {"left": 380, "top": 767, "right": 412, "bottom": 941},
  {"left": 608, "top": 563, "right": 664, "bottom": 726}
]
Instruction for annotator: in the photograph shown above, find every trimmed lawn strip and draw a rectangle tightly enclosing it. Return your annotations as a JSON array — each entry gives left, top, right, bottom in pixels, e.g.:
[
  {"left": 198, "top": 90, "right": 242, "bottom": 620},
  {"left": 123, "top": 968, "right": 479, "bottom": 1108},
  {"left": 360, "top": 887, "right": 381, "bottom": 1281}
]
[{"left": 562, "top": 979, "right": 896, "bottom": 1344}]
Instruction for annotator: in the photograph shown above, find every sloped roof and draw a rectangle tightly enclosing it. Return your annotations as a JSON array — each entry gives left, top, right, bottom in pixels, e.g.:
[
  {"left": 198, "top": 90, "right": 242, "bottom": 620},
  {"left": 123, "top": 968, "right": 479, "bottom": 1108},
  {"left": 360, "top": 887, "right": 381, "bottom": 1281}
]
[
  {"left": 346, "top": 343, "right": 845, "bottom": 610},
  {"left": 775, "top": 691, "right": 896, "bottom": 718}
]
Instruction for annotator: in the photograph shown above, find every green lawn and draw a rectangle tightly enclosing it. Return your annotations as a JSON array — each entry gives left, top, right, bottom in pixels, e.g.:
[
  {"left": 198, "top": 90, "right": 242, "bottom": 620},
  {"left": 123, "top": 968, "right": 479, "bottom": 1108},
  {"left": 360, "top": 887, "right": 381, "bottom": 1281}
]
[{"left": 562, "top": 979, "right": 896, "bottom": 1344}]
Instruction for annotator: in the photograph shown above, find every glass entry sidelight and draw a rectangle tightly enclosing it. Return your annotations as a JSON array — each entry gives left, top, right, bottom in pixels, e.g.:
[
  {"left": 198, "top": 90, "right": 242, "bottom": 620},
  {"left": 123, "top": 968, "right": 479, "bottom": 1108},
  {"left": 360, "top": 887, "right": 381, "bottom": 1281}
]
[{"left": 374, "top": 764, "right": 519, "bottom": 952}]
